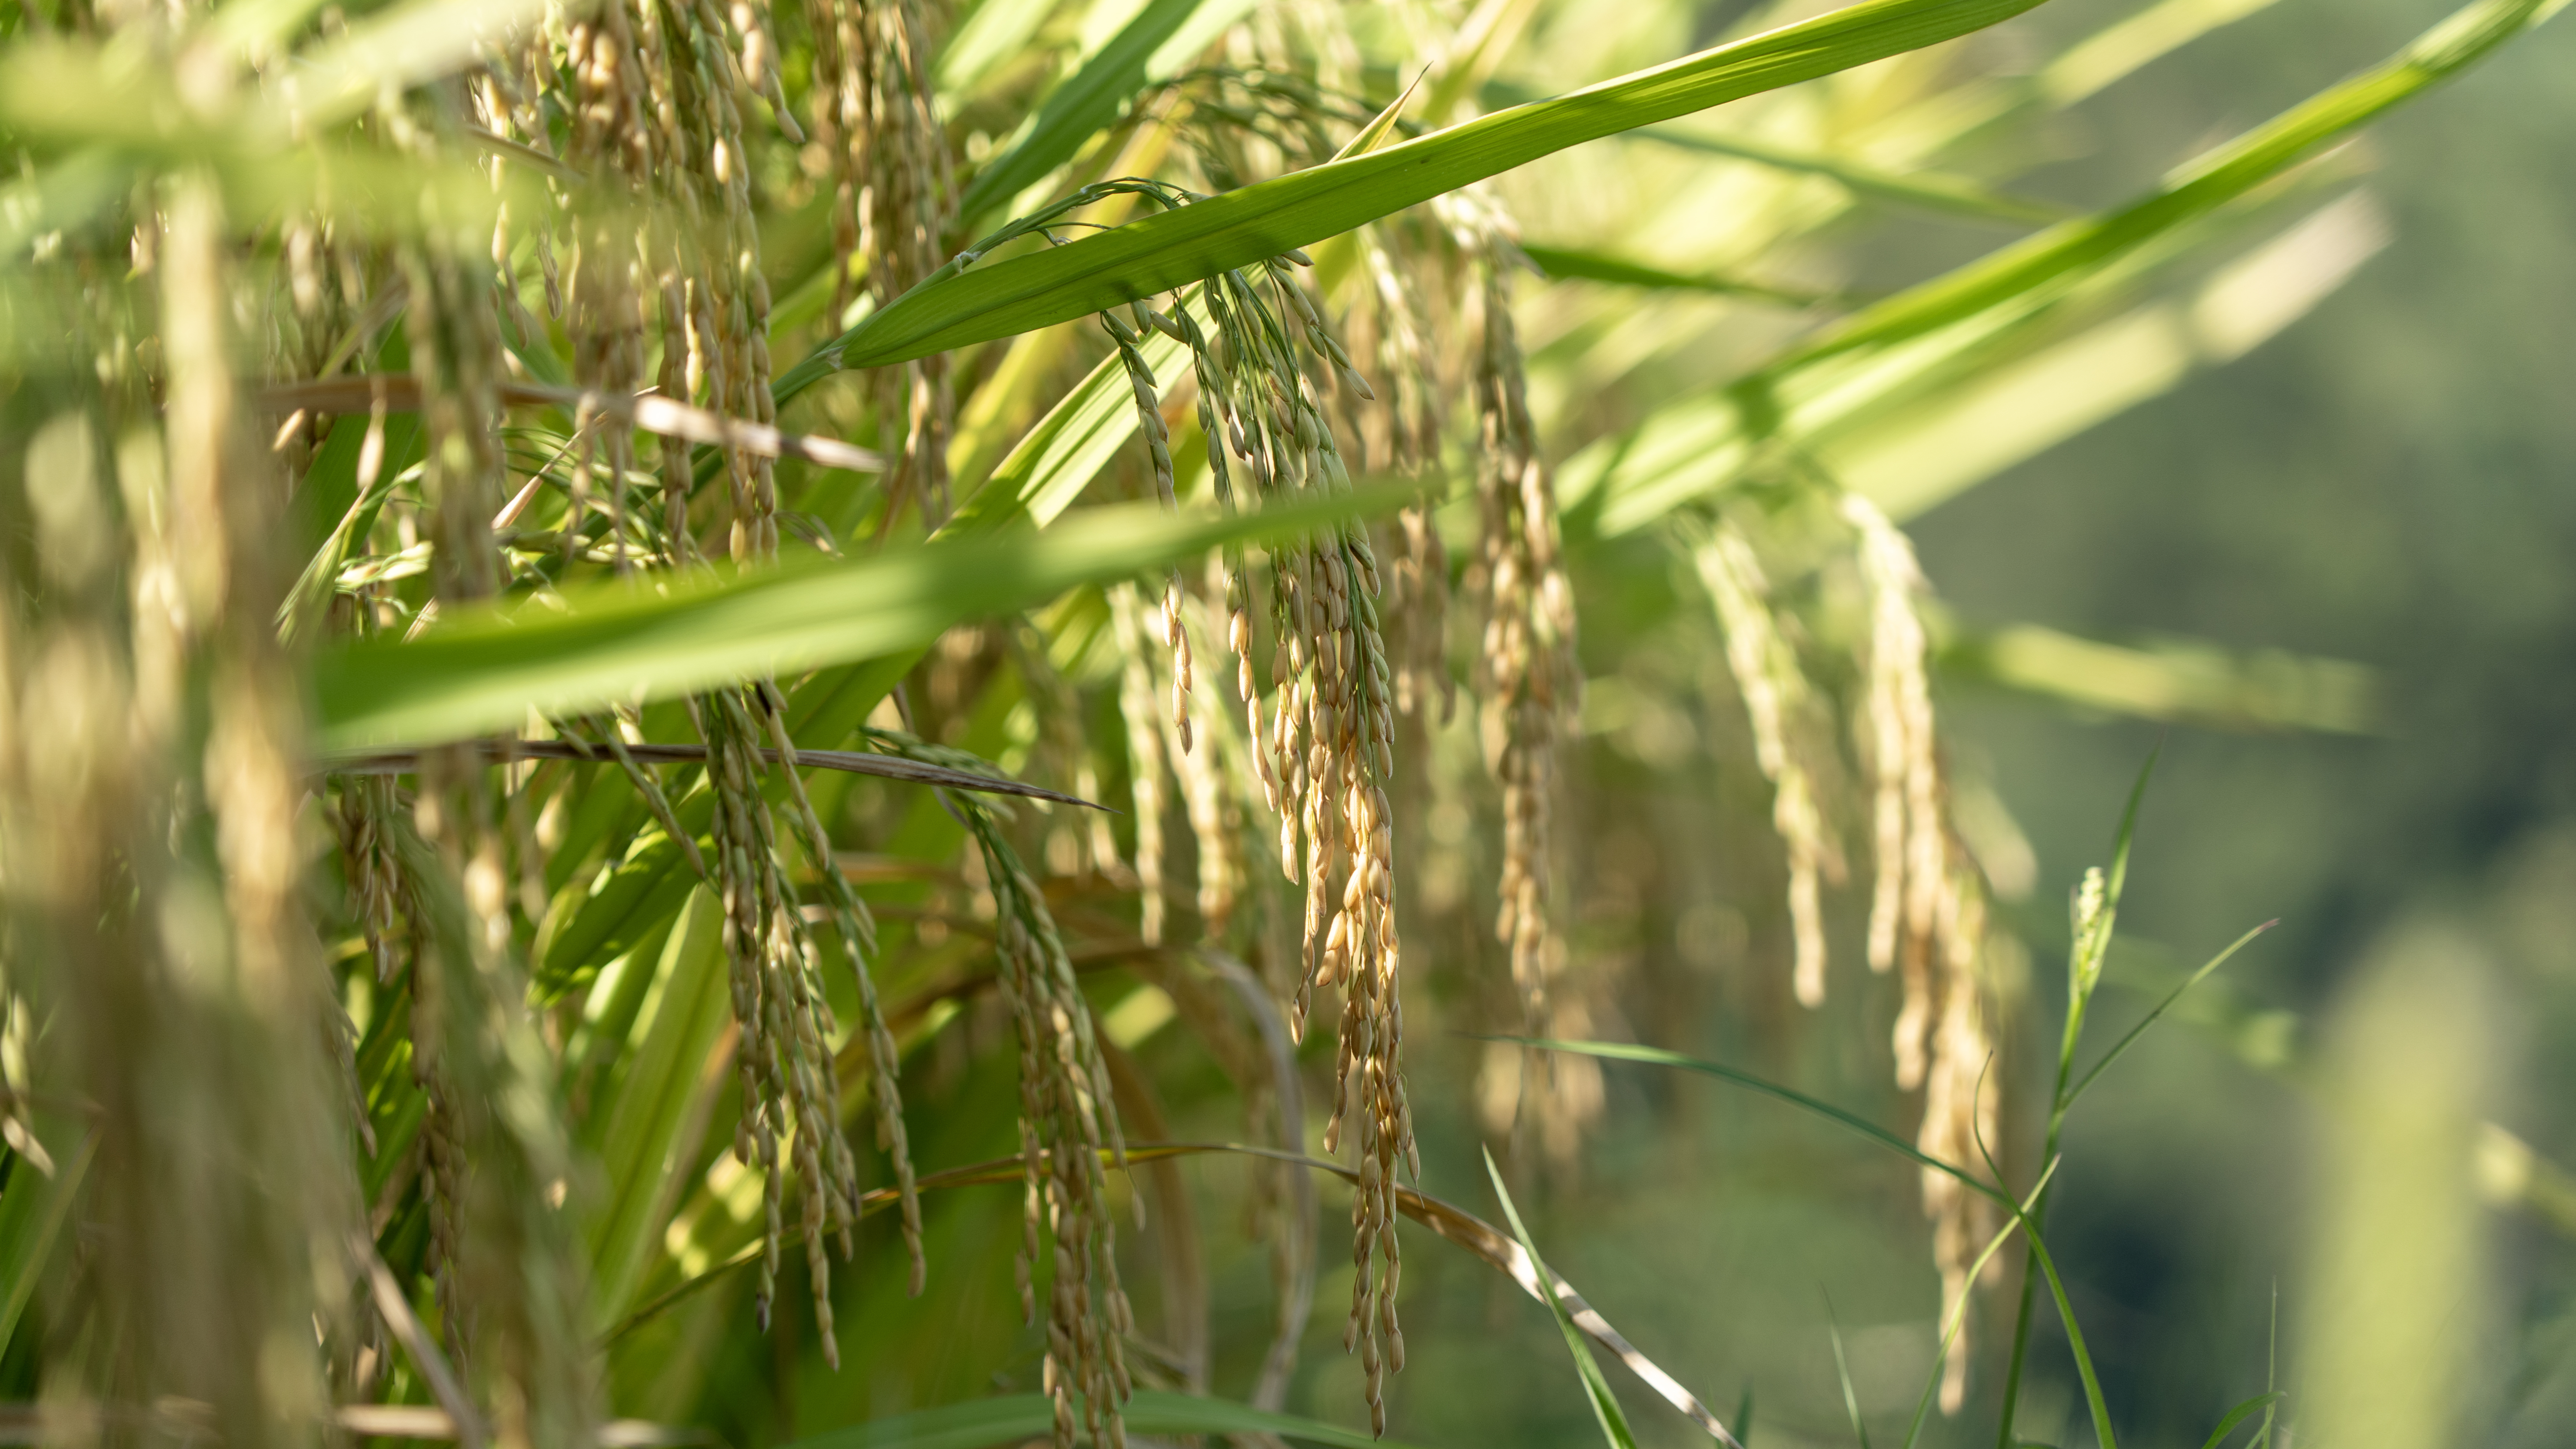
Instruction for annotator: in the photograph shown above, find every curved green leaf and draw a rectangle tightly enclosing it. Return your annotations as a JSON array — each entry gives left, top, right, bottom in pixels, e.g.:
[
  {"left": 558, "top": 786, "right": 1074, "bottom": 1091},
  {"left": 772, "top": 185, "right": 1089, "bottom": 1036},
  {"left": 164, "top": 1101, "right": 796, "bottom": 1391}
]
[{"left": 818, "top": 0, "right": 2053, "bottom": 369}]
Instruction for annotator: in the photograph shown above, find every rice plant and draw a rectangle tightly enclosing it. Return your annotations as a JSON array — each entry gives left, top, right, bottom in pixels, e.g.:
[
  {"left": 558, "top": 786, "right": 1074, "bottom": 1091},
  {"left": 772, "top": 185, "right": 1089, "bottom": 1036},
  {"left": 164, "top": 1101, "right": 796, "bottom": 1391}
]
[{"left": 0, "top": 0, "right": 2559, "bottom": 1444}]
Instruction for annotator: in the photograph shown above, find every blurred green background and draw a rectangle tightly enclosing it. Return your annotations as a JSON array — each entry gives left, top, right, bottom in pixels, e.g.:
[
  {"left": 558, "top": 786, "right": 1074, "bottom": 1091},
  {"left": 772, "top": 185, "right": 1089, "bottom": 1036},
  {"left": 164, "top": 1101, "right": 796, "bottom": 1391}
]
[{"left": 1312, "top": 3, "right": 2576, "bottom": 1446}]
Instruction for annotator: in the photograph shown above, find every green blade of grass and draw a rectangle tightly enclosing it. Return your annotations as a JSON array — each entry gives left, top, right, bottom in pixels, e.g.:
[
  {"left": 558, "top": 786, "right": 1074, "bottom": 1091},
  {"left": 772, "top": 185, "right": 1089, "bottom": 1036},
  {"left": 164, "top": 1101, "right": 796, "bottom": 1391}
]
[
  {"left": 0, "top": 1123, "right": 99, "bottom": 1359},
  {"left": 1512, "top": 1038, "right": 2012, "bottom": 1207},
  {"left": 2064, "top": 919, "right": 2274, "bottom": 1105},
  {"left": 1826, "top": 1299, "right": 1874, "bottom": 1449},
  {"left": 2100, "top": 743, "right": 2158, "bottom": 919},
  {"left": 1767, "top": 0, "right": 2564, "bottom": 375},
  {"left": 1997, "top": 750, "right": 2160, "bottom": 1449},
  {"left": 1484, "top": 1149, "right": 1647, "bottom": 1449},
  {"left": 813, "top": 0, "right": 2054, "bottom": 369},
  {"left": 311, "top": 485, "right": 1401, "bottom": 750},
  {"left": 2013, "top": 1217, "right": 2119, "bottom": 1449},
  {"left": 1329, "top": 68, "right": 1427, "bottom": 163},
  {"left": 778, "top": 1389, "right": 1433, "bottom": 1449},
  {"left": 2196, "top": 1392, "right": 2284, "bottom": 1449},
  {"left": 1899, "top": 1159, "right": 2061, "bottom": 1449}
]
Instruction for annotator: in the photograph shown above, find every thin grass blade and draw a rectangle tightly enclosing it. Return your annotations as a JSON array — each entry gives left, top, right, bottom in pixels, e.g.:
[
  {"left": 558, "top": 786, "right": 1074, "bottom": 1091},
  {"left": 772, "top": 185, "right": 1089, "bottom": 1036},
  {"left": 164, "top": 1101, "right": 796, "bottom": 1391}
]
[
  {"left": 1513, "top": 1039, "right": 2011, "bottom": 1206},
  {"left": 1485, "top": 1149, "right": 1644, "bottom": 1449},
  {"left": 2065, "top": 920, "right": 2275, "bottom": 1104}
]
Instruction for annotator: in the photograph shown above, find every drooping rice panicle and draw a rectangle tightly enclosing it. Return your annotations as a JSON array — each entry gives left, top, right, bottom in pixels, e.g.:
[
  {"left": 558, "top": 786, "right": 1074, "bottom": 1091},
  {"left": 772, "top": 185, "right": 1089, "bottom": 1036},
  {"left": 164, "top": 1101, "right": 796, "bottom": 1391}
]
[
  {"left": 1694, "top": 521, "right": 1846, "bottom": 1008},
  {"left": 810, "top": 0, "right": 955, "bottom": 521},
  {"left": 870, "top": 730, "right": 1135, "bottom": 1449},
  {"left": 1112, "top": 581, "right": 1176, "bottom": 946}
]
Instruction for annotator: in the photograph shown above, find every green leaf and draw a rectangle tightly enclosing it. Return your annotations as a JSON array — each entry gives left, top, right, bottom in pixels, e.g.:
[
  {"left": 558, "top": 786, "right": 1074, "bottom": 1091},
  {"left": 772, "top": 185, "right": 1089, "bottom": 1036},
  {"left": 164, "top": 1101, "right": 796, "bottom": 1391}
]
[
  {"left": 2009, "top": 1211, "right": 2120, "bottom": 1449},
  {"left": 2196, "top": 1392, "right": 2284, "bottom": 1449},
  {"left": 312, "top": 486, "right": 1401, "bottom": 750},
  {"left": 1898, "top": 1160, "right": 2060, "bottom": 1449},
  {"left": 542, "top": 835, "right": 697, "bottom": 996},
  {"left": 1634, "top": 124, "right": 2067, "bottom": 225},
  {"left": 543, "top": 322, "right": 1196, "bottom": 1007},
  {"left": 1944, "top": 621, "right": 2380, "bottom": 737},
  {"left": 777, "top": 1390, "right": 1430, "bottom": 1449},
  {"left": 1519, "top": 242, "right": 1838, "bottom": 308},
  {"left": 1473, "top": 74, "right": 2070, "bottom": 226},
  {"left": 2064, "top": 919, "right": 2273, "bottom": 1105},
  {"left": 948, "top": 327, "right": 1192, "bottom": 534},
  {"left": 582, "top": 885, "right": 732, "bottom": 1329},
  {"left": 1827, "top": 1301, "right": 1874, "bottom": 1449},
  {"left": 0, "top": 1120, "right": 98, "bottom": 1359},
  {"left": 955, "top": 0, "right": 1247, "bottom": 227},
  {"left": 1768, "top": 0, "right": 2563, "bottom": 373},
  {"left": 819, "top": 0, "right": 2054, "bottom": 368},
  {"left": 1484, "top": 1149, "right": 1644, "bottom": 1449},
  {"left": 1573, "top": 178, "right": 2368, "bottom": 535},
  {"left": 1516, "top": 1038, "right": 2011, "bottom": 1207}
]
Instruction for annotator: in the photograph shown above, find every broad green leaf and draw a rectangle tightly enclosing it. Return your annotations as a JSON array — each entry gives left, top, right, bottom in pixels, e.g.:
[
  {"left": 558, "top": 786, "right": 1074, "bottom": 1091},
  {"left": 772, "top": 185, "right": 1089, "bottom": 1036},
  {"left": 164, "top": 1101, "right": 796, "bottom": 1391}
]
[
  {"left": 313, "top": 486, "right": 1400, "bottom": 750},
  {"left": 282, "top": 414, "right": 424, "bottom": 643},
  {"left": 951, "top": 327, "right": 1190, "bottom": 533},
  {"left": 1637, "top": 123, "right": 2066, "bottom": 224},
  {"left": 936, "top": 0, "right": 1063, "bottom": 97},
  {"left": 0, "top": 1120, "right": 97, "bottom": 1358},
  {"left": 1768, "top": 0, "right": 2563, "bottom": 373},
  {"left": 1827, "top": 187, "right": 2384, "bottom": 518},
  {"left": 778, "top": 1390, "right": 1431, "bottom": 1449},
  {"left": 584, "top": 884, "right": 732, "bottom": 1328},
  {"left": 544, "top": 834, "right": 697, "bottom": 993},
  {"left": 817, "top": 0, "right": 2056, "bottom": 368}
]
